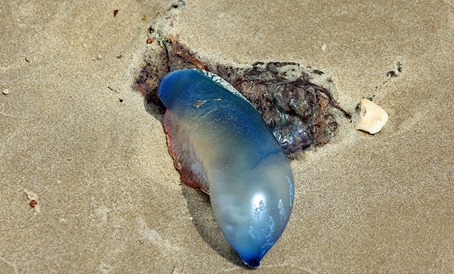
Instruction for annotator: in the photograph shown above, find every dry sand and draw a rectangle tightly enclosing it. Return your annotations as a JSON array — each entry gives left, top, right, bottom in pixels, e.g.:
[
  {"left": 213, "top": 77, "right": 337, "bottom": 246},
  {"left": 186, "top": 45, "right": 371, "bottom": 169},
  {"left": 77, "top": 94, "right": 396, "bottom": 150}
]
[{"left": 1, "top": 0, "right": 453, "bottom": 273}]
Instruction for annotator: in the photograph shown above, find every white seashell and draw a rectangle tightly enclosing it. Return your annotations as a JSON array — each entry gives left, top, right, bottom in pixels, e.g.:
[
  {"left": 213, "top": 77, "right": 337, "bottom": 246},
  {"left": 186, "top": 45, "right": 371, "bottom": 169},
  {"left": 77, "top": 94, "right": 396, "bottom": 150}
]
[{"left": 355, "top": 99, "right": 388, "bottom": 134}]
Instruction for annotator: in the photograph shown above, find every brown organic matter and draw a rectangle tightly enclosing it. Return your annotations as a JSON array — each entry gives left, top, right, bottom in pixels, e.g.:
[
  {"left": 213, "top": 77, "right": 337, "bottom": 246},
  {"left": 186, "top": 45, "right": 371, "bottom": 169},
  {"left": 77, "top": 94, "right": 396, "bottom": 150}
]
[{"left": 136, "top": 37, "right": 350, "bottom": 155}]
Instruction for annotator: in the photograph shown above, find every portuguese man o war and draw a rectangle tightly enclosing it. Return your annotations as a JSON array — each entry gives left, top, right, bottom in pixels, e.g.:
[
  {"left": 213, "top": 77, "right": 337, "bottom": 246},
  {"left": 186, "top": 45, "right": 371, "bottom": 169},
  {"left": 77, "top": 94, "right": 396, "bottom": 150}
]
[{"left": 158, "top": 69, "right": 294, "bottom": 268}]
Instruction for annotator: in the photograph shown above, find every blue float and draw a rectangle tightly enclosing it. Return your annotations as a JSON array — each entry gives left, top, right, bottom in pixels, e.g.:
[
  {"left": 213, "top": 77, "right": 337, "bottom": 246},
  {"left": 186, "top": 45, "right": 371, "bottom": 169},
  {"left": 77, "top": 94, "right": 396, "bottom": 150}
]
[{"left": 158, "top": 69, "right": 294, "bottom": 268}]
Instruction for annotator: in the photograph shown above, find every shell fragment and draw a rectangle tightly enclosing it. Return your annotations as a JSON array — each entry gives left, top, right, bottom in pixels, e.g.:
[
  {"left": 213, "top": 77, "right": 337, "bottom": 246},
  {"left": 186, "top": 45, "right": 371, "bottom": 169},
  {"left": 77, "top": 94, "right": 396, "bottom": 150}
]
[{"left": 355, "top": 99, "right": 388, "bottom": 134}]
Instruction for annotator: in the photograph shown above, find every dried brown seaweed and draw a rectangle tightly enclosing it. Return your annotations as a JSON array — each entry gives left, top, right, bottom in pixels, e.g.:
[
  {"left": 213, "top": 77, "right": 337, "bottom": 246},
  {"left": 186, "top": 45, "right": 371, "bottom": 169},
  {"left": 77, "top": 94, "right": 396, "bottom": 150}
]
[{"left": 136, "top": 37, "right": 350, "bottom": 155}]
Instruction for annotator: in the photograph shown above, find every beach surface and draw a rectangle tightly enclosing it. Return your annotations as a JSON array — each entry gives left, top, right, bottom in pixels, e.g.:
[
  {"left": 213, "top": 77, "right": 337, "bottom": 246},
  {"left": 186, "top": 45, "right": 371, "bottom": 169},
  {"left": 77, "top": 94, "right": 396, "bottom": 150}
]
[{"left": 1, "top": 0, "right": 452, "bottom": 272}]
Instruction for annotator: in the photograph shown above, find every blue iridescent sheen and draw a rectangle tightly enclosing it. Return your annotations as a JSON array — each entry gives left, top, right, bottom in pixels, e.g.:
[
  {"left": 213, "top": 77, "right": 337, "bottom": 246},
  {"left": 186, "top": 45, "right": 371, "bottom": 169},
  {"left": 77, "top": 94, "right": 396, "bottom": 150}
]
[{"left": 158, "top": 69, "right": 294, "bottom": 268}]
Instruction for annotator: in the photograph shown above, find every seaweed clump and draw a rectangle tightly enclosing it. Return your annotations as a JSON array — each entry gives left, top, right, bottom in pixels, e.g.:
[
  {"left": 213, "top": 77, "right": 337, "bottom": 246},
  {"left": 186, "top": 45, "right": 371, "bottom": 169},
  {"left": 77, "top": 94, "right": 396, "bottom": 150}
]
[{"left": 136, "top": 37, "right": 350, "bottom": 155}]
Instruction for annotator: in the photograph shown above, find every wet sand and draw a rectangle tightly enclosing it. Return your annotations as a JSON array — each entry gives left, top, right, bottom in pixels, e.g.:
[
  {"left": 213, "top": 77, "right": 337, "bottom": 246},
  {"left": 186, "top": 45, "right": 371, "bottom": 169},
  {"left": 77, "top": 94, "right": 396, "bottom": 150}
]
[{"left": 1, "top": 0, "right": 452, "bottom": 272}]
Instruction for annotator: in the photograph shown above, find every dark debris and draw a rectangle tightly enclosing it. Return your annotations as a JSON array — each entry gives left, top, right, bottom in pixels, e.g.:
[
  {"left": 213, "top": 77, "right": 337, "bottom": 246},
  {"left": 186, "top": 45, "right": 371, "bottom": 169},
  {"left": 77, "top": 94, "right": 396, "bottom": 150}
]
[{"left": 135, "top": 37, "right": 350, "bottom": 155}]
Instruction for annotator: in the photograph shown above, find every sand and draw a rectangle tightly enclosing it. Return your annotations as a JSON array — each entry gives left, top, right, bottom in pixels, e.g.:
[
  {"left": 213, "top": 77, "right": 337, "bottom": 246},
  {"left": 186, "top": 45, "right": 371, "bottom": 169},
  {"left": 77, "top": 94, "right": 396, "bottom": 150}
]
[{"left": 1, "top": 0, "right": 452, "bottom": 272}]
